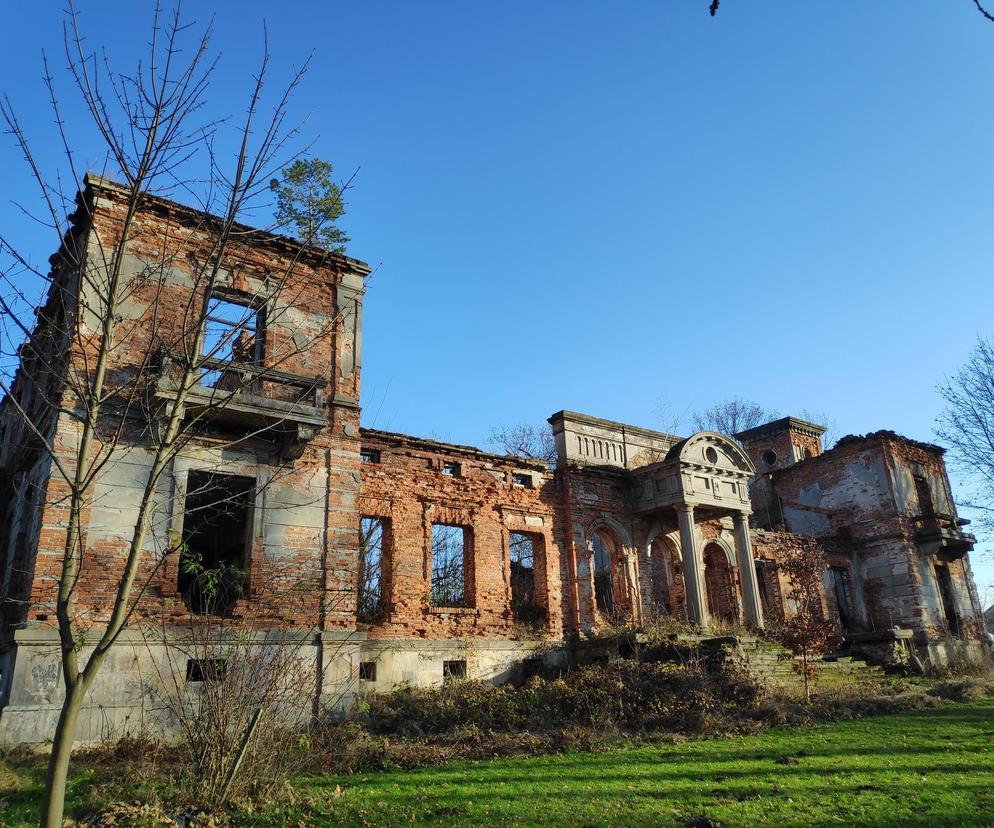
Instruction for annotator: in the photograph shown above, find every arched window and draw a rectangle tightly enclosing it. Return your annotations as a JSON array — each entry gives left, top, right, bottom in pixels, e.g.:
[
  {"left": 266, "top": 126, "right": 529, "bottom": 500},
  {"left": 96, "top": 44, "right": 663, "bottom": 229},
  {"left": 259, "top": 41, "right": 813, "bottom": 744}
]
[{"left": 591, "top": 531, "right": 614, "bottom": 615}]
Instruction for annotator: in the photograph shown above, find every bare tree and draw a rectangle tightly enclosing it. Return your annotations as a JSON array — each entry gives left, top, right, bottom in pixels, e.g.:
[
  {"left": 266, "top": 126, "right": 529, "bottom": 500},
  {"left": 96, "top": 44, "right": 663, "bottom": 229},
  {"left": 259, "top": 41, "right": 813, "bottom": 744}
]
[
  {"left": 0, "top": 5, "right": 360, "bottom": 824},
  {"left": 768, "top": 541, "right": 834, "bottom": 701},
  {"left": 149, "top": 569, "right": 318, "bottom": 810},
  {"left": 936, "top": 336, "right": 994, "bottom": 533},
  {"left": 691, "top": 397, "right": 775, "bottom": 437},
  {"left": 652, "top": 397, "right": 691, "bottom": 436},
  {"left": 488, "top": 422, "right": 557, "bottom": 466}
]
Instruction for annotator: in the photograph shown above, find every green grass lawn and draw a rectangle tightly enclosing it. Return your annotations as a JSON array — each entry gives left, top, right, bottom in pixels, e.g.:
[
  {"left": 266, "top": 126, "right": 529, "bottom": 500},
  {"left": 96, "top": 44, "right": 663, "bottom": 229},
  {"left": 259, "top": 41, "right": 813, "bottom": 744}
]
[
  {"left": 3, "top": 699, "right": 994, "bottom": 827},
  {"left": 248, "top": 700, "right": 994, "bottom": 828}
]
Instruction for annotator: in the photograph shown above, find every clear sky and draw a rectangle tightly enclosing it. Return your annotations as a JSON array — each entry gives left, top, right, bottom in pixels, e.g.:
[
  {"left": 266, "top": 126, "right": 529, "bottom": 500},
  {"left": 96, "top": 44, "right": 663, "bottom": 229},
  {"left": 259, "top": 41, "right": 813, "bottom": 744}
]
[{"left": 2, "top": 1, "right": 993, "bottom": 600}]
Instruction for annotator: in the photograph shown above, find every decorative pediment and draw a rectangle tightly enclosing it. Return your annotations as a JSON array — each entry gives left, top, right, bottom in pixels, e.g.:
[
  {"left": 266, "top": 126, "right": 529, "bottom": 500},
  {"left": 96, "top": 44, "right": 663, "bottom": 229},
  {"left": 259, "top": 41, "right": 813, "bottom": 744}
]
[{"left": 669, "top": 432, "right": 755, "bottom": 476}]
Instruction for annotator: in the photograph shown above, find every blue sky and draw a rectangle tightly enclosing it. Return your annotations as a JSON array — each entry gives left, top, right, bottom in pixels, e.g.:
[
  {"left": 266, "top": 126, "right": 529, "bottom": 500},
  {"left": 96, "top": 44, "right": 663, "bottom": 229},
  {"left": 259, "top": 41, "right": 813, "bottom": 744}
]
[{"left": 2, "top": 1, "right": 994, "bottom": 599}]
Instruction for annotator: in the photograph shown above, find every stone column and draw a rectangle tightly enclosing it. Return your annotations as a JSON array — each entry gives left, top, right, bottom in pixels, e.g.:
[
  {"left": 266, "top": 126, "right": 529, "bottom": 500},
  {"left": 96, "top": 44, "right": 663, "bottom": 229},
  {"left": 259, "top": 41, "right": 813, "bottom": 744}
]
[
  {"left": 624, "top": 550, "right": 642, "bottom": 626},
  {"left": 676, "top": 504, "right": 709, "bottom": 631},
  {"left": 733, "top": 511, "right": 764, "bottom": 629}
]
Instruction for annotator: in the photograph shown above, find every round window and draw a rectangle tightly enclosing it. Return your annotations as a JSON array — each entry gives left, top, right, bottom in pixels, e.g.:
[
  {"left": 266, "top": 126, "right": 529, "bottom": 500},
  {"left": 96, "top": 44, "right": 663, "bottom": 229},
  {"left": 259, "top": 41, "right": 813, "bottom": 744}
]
[
  {"left": 762, "top": 449, "right": 778, "bottom": 467},
  {"left": 704, "top": 446, "right": 719, "bottom": 464}
]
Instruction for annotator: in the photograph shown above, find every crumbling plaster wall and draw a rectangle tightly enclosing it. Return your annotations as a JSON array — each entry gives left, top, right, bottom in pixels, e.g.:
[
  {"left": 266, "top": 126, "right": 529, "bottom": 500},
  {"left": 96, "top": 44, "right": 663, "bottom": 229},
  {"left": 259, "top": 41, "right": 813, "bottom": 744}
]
[
  {"left": 7, "top": 180, "right": 364, "bottom": 633},
  {"left": 771, "top": 433, "right": 983, "bottom": 641}
]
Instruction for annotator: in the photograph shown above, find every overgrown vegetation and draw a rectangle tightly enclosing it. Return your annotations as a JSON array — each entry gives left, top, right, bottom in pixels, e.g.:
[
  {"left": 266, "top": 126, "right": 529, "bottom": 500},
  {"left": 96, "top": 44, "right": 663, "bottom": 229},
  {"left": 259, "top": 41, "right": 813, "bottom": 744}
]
[
  {"left": 3, "top": 650, "right": 994, "bottom": 826},
  {"left": 3, "top": 690, "right": 994, "bottom": 826}
]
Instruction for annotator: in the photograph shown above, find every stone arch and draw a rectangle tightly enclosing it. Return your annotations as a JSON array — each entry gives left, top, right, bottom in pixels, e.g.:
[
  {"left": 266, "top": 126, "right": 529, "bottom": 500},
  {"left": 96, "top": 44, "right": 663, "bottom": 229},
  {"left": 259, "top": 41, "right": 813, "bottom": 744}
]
[
  {"left": 703, "top": 541, "right": 739, "bottom": 624},
  {"left": 707, "top": 536, "right": 737, "bottom": 569},
  {"left": 588, "top": 525, "right": 619, "bottom": 618},
  {"left": 583, "top": 515, "right": 636, "bottom": 623}
]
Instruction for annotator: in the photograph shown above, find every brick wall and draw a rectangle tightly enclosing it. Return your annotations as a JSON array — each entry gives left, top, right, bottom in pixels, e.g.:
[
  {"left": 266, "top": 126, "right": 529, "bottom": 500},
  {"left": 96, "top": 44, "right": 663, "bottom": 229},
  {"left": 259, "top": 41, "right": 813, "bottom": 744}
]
[{"left": 358, "top": 429, "right": 564, "bottom": 640}]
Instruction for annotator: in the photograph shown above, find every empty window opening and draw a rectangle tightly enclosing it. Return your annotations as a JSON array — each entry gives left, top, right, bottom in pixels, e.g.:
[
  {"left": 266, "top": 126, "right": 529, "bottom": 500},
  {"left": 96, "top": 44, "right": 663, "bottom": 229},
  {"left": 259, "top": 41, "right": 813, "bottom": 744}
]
[
  {"left": 443, "top": 659, "right": 467, "bottom": 681},
  {"left": 442, "top": 462, "right": 461, "bottom": 477},
  {"left": 754, "top": 560, "right": 775, "bottom": 616},
  {"left": 431, "top": 523, "right": 467, "bottom": 608},
  {"left": 358, "top": 661, "right": 377, "bottom": 682},
  {"left": 762, "top": 449, "right": 778, "bottom": 467},
  {"left": 358, "top": 517, "right": 387, "bottom": 623},
  {"left": 509, "top": 532, "right": 544, "bottom": 623},
  {"left": 360, "top": 448, "right": 381, "bottom": 464},
  {"left": 186, "top": 658, "right": 226, "bottom": 683},
  {"left": 830, "top": 566, "right": 852, "bottom": 632},
  {"left": 179, "top": 471, "right": 255, "bottom": 616},
  {"left": 914, "top": 474, "right": 935, "bottom": 516},
  {"left": 512, "top": 473, "right": 533, "bottom": 488},
  {"left": 934, "top": 563, "right": 959, "bottom": 635},
  {"left": 591, "top": 532, "right": 614, "bottom": 615},
  {"left": 201, "top": 296, "right": 262, "bottom": 388}
]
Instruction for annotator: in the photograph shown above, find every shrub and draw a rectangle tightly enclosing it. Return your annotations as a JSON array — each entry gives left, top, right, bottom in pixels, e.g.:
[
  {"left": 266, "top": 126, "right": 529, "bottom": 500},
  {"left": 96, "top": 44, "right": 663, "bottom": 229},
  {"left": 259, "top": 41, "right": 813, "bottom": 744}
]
[
  {"left": 928, "top": 677, "right": 994, "bottom": 703},
  {"left": 353, "top": 659, "right": 763, "bottom": 738}
]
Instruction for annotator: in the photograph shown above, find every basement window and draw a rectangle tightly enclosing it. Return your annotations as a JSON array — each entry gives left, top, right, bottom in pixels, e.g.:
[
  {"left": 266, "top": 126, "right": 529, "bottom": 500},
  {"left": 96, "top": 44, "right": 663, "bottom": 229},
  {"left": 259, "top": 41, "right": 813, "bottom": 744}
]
[
  {"left": 431, "top": 523, "right": 469, "bottom": 608},
  {"left": 443, "top": 659, "right": 467, "bottom": 681},
  {"left": 442, "top": 462, "right": 461, "bottom": 477},
  {"left": 358, "top": 517, "right": 387, "bottom": 623},
  {"left": 186, "top": 658, "right": 226, "bottom": 683},
  {"left": 360, "top": 448, "right": 381, "bottom": 464},
  {"left": 179, "top": 471, "right": 255, "bottom": 616},
  {"left": 358, "top": 661, "right": 377, "bottom": 682},
  {"left": 201, "top": 295, "right": 263, "bottom": 388}
]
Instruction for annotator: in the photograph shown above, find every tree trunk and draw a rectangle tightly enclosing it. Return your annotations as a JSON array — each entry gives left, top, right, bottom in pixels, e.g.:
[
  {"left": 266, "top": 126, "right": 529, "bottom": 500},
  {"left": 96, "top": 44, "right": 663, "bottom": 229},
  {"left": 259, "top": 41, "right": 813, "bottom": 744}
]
[{"left": 39, "top": 682, "right": 86, "bottom": 828}]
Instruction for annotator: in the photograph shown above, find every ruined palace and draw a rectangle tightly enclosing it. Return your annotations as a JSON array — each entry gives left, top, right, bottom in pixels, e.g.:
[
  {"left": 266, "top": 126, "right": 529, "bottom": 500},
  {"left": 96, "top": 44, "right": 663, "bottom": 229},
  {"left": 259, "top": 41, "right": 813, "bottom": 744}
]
[{"left": 0, "top": 177, "right": 987, "bottom": 744}]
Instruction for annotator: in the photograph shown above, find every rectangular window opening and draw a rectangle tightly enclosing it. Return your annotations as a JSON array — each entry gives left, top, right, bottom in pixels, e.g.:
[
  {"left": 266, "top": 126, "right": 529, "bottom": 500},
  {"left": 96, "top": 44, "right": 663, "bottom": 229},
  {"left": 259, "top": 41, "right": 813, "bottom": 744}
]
[
  {"left": 442, "top": 462, "right": 460, "bottom": 477},
  {"left": 358, "top": 661, "right": 377, "bottom": 682},
  {"left": 360, "top": 448, "right": 381, "bottom": 464},
  {"left": 443, "top": 659, "right": 467, "bottom": 681},
  {"left": 914, "top": 474, "right": 935, "bottom": 516},
  {"left": 512, "top": 473, "right": 533, "bottom": 488},
  {"left": 934, "top": 563, "right": 959, "bottom": 635},
  {"left": 186, "top": 658, "right": 226, "bottom": 683},
  {"left": 509, "top": 532, "right": 544, "bottom": 624},
  {"left": 830, "top": 566, "right": 851, "bottom": 632},
  {"left": 431, "top": 523, "right": 467, "bottom": 608},
  {"left": 358, "top": 516, "right": 387, "bottom": 623},
  {"left": 201, "top": 295, "right": 262, "bottom": 388},
  {"left": 179, "top": 470, "right": 255, "bottom": 616}
]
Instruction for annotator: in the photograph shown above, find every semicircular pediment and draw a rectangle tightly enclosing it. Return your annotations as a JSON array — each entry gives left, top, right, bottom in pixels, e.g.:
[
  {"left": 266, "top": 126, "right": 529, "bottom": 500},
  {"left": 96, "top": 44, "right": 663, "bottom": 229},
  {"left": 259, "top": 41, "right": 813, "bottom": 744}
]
[{"left": 668, "top": 431, "right": 756, "bottom": 475}]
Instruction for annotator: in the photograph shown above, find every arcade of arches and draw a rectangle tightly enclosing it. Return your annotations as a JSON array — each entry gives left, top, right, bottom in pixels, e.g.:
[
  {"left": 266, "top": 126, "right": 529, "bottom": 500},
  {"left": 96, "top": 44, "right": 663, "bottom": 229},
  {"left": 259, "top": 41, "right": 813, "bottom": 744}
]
[{"left": 571, "top": 430, "right": 766, "bottom": 634}]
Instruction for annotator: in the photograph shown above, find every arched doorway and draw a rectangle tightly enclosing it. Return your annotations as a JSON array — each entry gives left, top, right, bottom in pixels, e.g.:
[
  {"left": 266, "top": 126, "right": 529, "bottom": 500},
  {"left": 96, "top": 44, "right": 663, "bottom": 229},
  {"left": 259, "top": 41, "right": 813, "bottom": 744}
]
[
  {"left": 647, "top": 535, "right": 685, "bottom": 620},
  {"left": 703, "top": 542, "right": 739, "bottom": 624}
]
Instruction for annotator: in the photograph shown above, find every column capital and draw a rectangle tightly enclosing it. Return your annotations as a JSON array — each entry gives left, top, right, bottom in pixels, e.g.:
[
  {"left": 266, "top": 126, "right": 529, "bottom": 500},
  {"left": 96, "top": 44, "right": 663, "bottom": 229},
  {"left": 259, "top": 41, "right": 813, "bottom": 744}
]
[
  {"left": 732, "top": 509, "right": 752, "bottom": 524},
  {"left": 675, "top": 503, "right": 695, "bottom": 516}
]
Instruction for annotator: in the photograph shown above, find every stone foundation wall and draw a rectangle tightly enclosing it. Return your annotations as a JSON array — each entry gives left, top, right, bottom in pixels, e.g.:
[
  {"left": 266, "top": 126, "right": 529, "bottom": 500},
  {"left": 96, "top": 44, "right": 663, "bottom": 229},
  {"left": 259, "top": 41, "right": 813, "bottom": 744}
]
[{"left": 0, "top": 628, "right": 566, "bottom": 747}]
